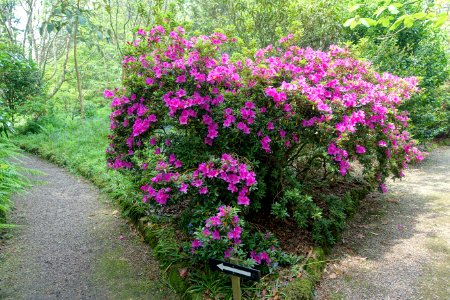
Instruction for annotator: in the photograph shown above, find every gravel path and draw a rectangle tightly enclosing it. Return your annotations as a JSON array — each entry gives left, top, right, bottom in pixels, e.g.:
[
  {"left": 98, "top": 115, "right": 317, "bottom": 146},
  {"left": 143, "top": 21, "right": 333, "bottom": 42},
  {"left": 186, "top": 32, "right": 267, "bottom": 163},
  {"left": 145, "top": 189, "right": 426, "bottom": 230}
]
[
  {"left": 316, "top": 146, "right": 450, "bottom": 300},
  {"left": 0, "top": 154, "right": 176, "bottom": 299}
]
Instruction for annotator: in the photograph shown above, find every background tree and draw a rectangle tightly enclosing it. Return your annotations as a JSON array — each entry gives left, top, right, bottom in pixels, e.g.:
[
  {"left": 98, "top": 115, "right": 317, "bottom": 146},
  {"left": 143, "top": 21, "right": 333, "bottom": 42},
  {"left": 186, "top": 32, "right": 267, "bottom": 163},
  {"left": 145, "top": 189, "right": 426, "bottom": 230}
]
[{"left": 0, "top": 44, "right": 42, "bottom": 125}]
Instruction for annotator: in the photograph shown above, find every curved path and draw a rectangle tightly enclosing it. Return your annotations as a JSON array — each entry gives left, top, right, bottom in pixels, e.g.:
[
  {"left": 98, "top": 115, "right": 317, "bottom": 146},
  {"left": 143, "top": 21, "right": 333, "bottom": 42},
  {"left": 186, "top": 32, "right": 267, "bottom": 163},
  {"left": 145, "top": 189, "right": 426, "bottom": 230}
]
[
  {"left": 316, "top": 146, "right": 450, "bottom": 300},
  {"left": 0, "top": 155, "right": 175, "bottom": 299}
]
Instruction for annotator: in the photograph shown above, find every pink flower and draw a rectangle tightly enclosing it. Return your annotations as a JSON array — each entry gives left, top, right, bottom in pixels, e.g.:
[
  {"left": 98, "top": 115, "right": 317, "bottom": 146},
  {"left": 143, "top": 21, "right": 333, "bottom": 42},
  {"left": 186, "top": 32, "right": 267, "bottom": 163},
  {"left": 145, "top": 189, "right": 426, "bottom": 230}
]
[
  {"left": 356, "top": 145, "right": 366, "bottom": 154},
  {"left": 179, "top": 183, "right": 189, "bottom": 193},
  {"left": 212, "top": 230, "right": 220, "bottom": 240},
  {"left": 261, "top": 136, "right": 271, "bottom": 153},
  {"left": 379, "top": 183, "right": 388, "bottom": 193},
  {"left": 191, "top": 239, "right": 203, "bottom": 250},
  {"left": 227, "top": 226, "right": 242, "bottom": 240},
  {"left": 103, "top": 89, "right": 114, "bottom": 98},
  {"left": 176, "top": 75, "right": 186, "bottom": 83},
  {"left": 237, "top": 122, "right": 250, "bottom": 134},
  {"left": 206, "top": 216, "right": 222, "bottom": 227},
  {"left": 378, "top": 140, "right": 388, "bottom": 147},
  {"left": 224, "top": 247, "right": 233, "bottom": 258}
]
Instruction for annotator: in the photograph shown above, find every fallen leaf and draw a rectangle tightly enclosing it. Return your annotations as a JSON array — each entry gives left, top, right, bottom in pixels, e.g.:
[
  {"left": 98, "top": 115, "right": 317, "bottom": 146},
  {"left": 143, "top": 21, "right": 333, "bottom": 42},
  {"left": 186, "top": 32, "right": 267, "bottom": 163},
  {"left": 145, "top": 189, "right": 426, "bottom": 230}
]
[
  {"left": 112, "top": 210, "right": 119, "bottom": 216},
  {"left": 329, "top": 273, "right": 337, "bottom": 279},
  {"left": 178, "top": 268, "right": 188, "bottom": 279},
  {"left": 387, "top": 198, "right": 399, "bottom": 203}
]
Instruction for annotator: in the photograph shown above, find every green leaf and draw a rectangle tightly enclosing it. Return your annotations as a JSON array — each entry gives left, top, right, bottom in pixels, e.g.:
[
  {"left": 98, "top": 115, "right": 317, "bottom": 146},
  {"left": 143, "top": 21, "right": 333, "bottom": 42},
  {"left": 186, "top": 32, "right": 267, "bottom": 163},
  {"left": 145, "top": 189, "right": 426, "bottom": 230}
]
[
  {"left": 47, "top": 23, "right": 54, "bottom": 34},
  {"left": 403, "top": 16, "right": 414, "bottom": 28},
  {"left": 374, "top": 6, "right": 387, "bottom": 18},
  {"left": 433, "top": 13, "right": 448, "bottom": 28},
  {"left": 378, "top": 17, "right": 391, "bottom": 27},
  {"left": 360, "top": 18, "right": 371, "bottom": 27},
  {"left": 343, "top": 18, "right": 354, "bottom": 27},
  {"left": 389, "top": 15, "right": 405, "bottom": 31},
  {"left": 96, "top": 31, "right": 103, "bottom": 39},
  {"left": 78, "top": 15, "right": 87, "bottom": 25},
  {"left": 412, "top": 12, "right": 427, "bottom": 20},
  {"left": 38, "top": 23, "right": 45, "bottom": 36},
  {"left": 363, "top": 18, "right": 377, "bottom": 26},
  {"left": 349, "top": 4, "right": 362, "bottom": 12},
  {"left": 387, "top": 5, "right": 399, "bottom": 14}
]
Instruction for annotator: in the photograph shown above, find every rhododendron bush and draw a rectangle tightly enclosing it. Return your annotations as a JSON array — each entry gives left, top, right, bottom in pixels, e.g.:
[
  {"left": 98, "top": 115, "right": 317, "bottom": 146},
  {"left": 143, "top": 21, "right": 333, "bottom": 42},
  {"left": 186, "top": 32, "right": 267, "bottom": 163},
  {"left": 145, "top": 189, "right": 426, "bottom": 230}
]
[{"left": 105, "top": 25, "right": 424, "bottom": 266}]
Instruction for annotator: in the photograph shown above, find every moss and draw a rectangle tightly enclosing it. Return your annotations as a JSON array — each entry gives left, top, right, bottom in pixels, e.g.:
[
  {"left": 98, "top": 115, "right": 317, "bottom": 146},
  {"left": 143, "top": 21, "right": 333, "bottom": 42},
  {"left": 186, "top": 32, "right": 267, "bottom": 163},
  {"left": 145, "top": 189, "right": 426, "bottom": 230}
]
[
  {"left": 281, "top": 248, "right": 327, "bottom": 300},
  {"left": 92, "top": 248, "right": 172, "bottom": 299},
  {"left": 283, "top": 278, "right": 314, "bottom": 300},
  {"left": 418, "top": 255, "right": 450, "bottom": 299},
  {"left": 425, "top": 237, "right": 450, "bottom": 255},
  {"left": 304, "top": 248, "right": 326, "bottom": 282},
  {"left": 167, "top": 264, "right": 188, "bottom": 294}
]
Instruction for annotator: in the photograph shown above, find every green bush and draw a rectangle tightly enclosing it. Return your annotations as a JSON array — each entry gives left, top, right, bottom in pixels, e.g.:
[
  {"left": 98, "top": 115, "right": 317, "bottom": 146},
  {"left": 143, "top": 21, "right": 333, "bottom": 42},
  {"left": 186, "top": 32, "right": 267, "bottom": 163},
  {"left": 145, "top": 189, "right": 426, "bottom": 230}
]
[{"left": 345, "top": 0, "right": 450, "bottom": 140}]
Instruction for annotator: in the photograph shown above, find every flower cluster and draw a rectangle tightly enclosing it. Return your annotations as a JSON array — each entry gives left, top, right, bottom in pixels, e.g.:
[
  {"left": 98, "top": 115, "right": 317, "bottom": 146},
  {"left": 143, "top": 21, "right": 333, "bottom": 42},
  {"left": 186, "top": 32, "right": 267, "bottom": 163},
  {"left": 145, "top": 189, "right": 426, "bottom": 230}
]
[
  {"left": 139, "top": 152, "right": 257, "bottom": 206},
  {"left": 191, "top": 205, "right": 243, "bottom": 258}
]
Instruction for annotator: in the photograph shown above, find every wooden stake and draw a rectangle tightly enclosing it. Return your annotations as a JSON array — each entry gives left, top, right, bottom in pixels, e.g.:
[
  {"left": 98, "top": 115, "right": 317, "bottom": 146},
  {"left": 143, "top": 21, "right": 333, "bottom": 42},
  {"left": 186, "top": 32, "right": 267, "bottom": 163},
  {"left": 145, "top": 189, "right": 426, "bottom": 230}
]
[{"left": 231, "top": 275, "right": 241, "bottom": 300}]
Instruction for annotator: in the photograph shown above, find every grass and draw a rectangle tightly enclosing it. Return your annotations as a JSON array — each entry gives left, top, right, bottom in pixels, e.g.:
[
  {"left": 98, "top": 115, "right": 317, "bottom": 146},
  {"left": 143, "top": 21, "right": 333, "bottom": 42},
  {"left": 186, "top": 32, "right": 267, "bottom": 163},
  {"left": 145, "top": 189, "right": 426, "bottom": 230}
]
[{"left": 0, "top": 138, "right": 31, "bottom": 228}]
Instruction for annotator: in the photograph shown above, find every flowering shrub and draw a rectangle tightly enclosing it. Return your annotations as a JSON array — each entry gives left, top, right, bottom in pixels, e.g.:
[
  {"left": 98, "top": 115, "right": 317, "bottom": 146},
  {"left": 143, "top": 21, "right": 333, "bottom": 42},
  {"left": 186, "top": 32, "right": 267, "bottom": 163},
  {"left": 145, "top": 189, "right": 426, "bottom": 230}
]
[{"left": 106, "top": 25, "right": 424, "bottom": 267}]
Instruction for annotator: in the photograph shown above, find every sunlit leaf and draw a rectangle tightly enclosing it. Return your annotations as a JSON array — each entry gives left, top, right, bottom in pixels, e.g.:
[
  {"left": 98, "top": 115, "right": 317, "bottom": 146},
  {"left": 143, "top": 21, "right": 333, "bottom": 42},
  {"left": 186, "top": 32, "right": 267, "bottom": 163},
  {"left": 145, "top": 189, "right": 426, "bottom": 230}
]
[
  {"left": 343, "top": 18, "right": 355, "bottom": 27},
  {"left": 387, "top": 5, "right": 399, "bottom": 14},
  {"left": 349, "top": 4, "right": 362, "bottom": 12},
  {"left": 378, "top": 17, "right": 391, "bottom": 27},
  {"left": 374, "top": 6, "right": 387, "bottom": 18},
  {"left": 403, "top": 17, "right": 414, "bottom": 28},
  {"left": 433, "top": 13, "right": 448, "bottom": 28}
]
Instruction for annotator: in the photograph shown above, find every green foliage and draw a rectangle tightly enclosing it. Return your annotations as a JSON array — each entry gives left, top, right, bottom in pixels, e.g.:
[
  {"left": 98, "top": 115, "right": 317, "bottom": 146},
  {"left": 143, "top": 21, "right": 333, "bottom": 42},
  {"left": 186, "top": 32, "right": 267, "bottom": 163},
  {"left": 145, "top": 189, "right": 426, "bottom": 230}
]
[
  {"left": 0, "top": 44, "right": 43, "bottom": 125},
  {"left": 345, "top": 0, "right": 450, "bottom": 140},
  {"left": 187, "top": 0, "right": 349, "bottom": 49},
  {"left": 0, "top": 139, "right": 30, "bottom": 227},
  {"left": 272, "top": 188, "right": 322, "bottom": 229}
]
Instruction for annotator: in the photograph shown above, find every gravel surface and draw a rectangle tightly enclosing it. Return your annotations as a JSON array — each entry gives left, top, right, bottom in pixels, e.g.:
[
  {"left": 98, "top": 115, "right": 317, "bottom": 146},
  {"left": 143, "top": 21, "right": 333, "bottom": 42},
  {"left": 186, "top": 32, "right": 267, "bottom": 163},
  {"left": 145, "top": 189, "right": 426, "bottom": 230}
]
[
  {"left": 315, "top": 146, "right": 450, "bottom": 300},
  {"left": 0, "top": 154, "right": 176, "bottom": 299}
]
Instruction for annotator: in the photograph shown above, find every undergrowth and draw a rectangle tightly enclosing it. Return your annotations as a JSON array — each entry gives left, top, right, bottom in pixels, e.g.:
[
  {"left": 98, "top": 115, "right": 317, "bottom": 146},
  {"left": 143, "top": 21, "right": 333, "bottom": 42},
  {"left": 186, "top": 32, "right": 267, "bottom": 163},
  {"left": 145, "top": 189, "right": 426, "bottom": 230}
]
[{"left": 0, "top": 139, "right": 30, "bottom": 229}]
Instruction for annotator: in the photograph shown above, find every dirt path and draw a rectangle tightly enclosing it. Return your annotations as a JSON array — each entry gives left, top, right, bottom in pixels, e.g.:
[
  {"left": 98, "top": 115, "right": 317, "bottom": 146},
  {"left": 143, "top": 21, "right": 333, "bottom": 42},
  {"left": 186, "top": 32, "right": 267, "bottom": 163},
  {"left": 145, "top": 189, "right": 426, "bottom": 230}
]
[
  {"left": 316, "top": 146, "right": 450, "bottom": 300},
  {"left": 0, "top": 154, "right": 176, "bottom": 299}
]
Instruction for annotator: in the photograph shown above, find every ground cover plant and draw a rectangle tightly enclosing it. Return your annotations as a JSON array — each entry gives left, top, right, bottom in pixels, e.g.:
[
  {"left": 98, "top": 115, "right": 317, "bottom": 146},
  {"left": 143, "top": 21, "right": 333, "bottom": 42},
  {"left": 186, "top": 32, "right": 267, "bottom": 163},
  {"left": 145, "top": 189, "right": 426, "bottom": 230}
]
[
  {"left": 105, "top": 24, "right": 425, "bottom": 288},
  {"left": 0, "top": 139, "right": 30, "bottom": 229}
]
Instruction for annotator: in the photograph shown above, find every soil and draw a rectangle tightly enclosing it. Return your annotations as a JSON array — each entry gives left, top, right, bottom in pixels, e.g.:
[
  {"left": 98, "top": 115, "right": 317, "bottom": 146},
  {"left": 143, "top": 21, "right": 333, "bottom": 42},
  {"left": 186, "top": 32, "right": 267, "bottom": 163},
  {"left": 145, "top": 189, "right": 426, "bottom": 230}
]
[
  {"left": 0, "top": 154, "right": 177, "bottom": 299},
  {"left": 315, "top": 146, "right": 450, "bottom": 300}
]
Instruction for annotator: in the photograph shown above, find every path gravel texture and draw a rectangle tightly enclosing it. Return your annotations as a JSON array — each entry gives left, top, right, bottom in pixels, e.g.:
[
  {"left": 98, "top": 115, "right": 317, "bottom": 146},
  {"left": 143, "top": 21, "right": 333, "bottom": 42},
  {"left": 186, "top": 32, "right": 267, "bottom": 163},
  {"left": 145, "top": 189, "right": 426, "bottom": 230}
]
[
  {"left": 316, "top": 146, "right": 450, "bottom": 300},
  {"left": 0, "top": 154, "right": 176, "bottom": 299}
]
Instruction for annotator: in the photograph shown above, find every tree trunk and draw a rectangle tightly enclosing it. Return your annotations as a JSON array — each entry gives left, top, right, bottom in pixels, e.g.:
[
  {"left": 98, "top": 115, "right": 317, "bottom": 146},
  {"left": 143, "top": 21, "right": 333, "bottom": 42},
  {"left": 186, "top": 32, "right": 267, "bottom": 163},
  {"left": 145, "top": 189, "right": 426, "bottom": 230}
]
[{"left": 73, "top": 0, "right": 85, "bottom": 122}]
